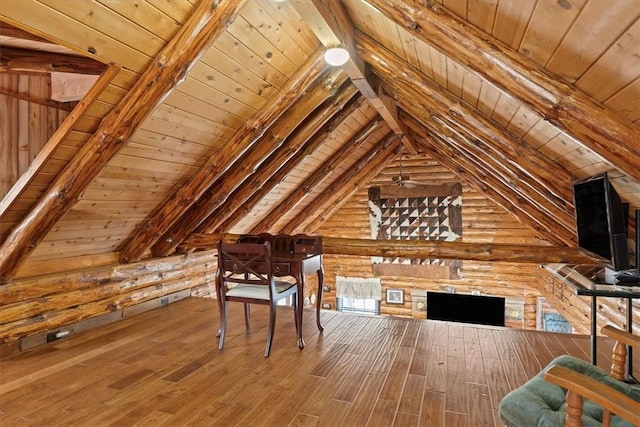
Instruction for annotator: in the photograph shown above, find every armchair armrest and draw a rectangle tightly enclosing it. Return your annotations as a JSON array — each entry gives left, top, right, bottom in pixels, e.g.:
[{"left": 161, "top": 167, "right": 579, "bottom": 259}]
[{"left": 544, "top": 364, "right": 640, "bottom": 427}]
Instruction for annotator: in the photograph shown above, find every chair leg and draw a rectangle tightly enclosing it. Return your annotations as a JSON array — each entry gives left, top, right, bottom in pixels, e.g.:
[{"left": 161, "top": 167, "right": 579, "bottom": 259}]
[
  {"left": 218, "top": 301, "right": 228, "bottom": 350},
  {"left": 244, "top": 303, "right": 251, "bottom": 330},
  {"left": 216, "top": 288, "right": 224, "bottom": 338},
  {"left": 265, "top": 301, "right": 277, "bottom": 357}
]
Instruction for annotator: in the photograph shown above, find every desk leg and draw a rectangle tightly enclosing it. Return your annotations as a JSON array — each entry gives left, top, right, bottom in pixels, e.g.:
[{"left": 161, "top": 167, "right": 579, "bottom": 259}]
[
  {"left": 627, "top": 297, "right": 634, "bottom": 380},
  {"left": 315, "top": 266, "right": 324, "bottom": 333},
  {"left": 296, "top": 273, "right": 305, "bottom": 350},
  {"left": 591, "top": 295, "right": 597, "bottom": 366}
]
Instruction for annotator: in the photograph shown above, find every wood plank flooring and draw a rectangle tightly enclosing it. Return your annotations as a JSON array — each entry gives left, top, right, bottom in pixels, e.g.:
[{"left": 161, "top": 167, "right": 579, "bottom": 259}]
[{"left": 0, "top": 297, "right": 619, "bottom": 426}]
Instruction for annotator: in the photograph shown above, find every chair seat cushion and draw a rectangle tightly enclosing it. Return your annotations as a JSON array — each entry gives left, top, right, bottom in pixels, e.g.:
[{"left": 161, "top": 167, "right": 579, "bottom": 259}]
[
  {"left": 226, "top": 281, "right": 296, "bottom": 300},
  {"left": 498, "top": 355, "right": 640, "bottom": 427}
]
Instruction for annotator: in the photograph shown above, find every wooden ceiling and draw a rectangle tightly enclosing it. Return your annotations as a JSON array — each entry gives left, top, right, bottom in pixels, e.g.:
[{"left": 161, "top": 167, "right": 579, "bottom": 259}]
[{"left": 0, "top": 0, "right": 639, "bottom": 283}]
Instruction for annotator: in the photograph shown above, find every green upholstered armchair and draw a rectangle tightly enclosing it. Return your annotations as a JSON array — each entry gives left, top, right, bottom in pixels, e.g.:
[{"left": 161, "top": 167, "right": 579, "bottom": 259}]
[{"left": 498, "top": 326, "right": 640, "bottom": 427}]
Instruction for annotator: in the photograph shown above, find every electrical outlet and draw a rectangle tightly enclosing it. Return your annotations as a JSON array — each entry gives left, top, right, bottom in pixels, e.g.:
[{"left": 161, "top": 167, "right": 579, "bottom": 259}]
[
  {"left": 46, "top": 331, "right": 61, "bottom": 342},
  {"left": 46, "top": 330, "right": 70, "bottom": 342}
]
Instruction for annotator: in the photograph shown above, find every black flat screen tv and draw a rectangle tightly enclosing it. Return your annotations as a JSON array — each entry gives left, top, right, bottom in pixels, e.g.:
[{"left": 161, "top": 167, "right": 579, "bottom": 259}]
[
  {"left": 426, "top": 292, "right": 505, "bottom": 327},
  {"left": 572, "top": 173, "right": 629, "bottom": 272}
]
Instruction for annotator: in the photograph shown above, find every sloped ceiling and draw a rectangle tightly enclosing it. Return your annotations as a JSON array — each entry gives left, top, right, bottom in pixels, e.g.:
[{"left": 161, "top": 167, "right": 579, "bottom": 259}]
[{"left": 0, "top": 0, "right": 638, "bottom": 283}]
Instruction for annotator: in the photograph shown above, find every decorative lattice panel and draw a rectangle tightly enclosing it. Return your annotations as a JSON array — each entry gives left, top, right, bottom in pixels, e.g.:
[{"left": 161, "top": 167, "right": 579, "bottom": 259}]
[{"left": 369, "top": 183, "right": 462, "bottom": 278}]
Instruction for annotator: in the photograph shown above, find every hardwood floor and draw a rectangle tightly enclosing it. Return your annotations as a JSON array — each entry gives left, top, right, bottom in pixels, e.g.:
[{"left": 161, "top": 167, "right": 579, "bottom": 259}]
[{"left": 0, "top": 297, "right": 617, "bottom": 426}]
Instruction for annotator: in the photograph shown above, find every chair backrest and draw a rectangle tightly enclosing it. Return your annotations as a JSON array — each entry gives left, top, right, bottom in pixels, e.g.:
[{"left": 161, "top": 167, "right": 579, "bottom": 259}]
[{"left": 217, "top": 241, "right": 274, "bottom": 290}]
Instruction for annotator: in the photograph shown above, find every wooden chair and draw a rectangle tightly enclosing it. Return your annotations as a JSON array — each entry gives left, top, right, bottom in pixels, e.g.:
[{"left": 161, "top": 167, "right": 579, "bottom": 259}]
[
  {"left": 215, "top": 240, "right": 299, "bottom": 357},
  {"left": 499, "top": 326, "right": 640, "bottom": 426}
]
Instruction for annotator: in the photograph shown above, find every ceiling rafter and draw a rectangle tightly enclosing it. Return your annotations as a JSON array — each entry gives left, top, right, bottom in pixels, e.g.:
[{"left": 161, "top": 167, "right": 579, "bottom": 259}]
[
  {"left": 210, "top": 94, "right": 369, "bottom": 235},
  {"left": 0, "top": 64, "right": 120, "bottom": 218},
  {"left": 0, "top": 0, "right": 247, "bottom": 284},
  {"left": 404, "top": 113, "right": 572, "bottom": 246},
  {"left": 366, "top": 0, "right": 640, "bottom": 181},
  {"left": 291, "top": 0, "right": 419, "bottom": 154},
  {"left": 118, "top": 49, "right": 328, "bottom": 264},
  {"left": 0, "top": 46, "right": 106, "bottom": 75},
  {"left": 252, "top": 115, "right": 386, "bottom": 234},
  {"left": 357, "top": 31, "right": 577, "bottom": 246},
  {"left": 151, "top": 70, "right": 352, "bottom": 257},
  {"left": 0, "top": 22, "right": 50, "bottom": 43},
  {"left": 284, "top": 132, "right": 399, "bottom": 234}
]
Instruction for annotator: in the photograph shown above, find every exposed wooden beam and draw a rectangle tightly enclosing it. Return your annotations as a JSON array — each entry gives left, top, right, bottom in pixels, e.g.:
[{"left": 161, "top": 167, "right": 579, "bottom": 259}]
[
  {"left": 252, "top": 116, "right": 386, "bottom": 234},
  {"left": 357, "top": 32, "right": 577, "bottom": 246},
  {"left": 118, "top": 49, "right": 328, "bottom": 263},
  {"left": 0, "top": 47, "right": 106, "bottom": 75},
  {"left": 284, "top": 132, "right": 398, "bottom": 234},
  {"left": 199, "top": 86, "right": 361, "bottom": 234},
  {"left": 0, "top": 0, "right": 247, "bottom": 284},
  {"left": 366, "top": 0, "right": 640, "bottom": 181},
  {"left": 435, "top": 115, "right": 576, "bottom": 234},
  {"left": 210, "top": 94, "right": 368, "bottom": 234},
  {"left": 0, "top": 64, "right": 120, "bottom": 218},
  {"left": 405, "top": 116, "right": 575, "bottom": 246},
  {"left": 181, "top": 233, "right": 597, "bottom": 265},
  {"left": 291, "top": 0, "right": 419, "bottom": 154},
  {"left": 0, "top": 86, "right": 76, "bottom": 111},
  {"left": 150, "top": 71, "right": 350, "bottom": 257},
  {"left": 0, "top": 22, "right": 50, "bottom": 43}
]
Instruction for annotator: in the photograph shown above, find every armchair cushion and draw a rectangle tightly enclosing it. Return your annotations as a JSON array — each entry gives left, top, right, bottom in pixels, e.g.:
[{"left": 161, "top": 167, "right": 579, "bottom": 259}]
[{"left": 498, "top": 355, "right": 640, "bottom": 427}]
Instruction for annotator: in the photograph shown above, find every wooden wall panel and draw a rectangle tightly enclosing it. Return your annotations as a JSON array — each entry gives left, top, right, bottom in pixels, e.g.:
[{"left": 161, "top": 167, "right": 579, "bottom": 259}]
[
  {"left": 0, "top": 73, "right": 68, "bottom": 201},
  {"left": 317, "top": 154, "right": 543, "bottom": 329},
  {"left": 0, "top": 250, "right": 217, "bottom": 344}
]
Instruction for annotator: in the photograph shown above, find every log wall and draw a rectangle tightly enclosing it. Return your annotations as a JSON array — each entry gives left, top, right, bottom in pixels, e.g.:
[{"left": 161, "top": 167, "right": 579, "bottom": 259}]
[
  {"left": 537, "top": 266, "right": 640, "bottom": 336},
  {"left": 317, "top": 156, "right": 545, "bottom": 329},
  {"left": 0, "top": 73, "right": 69, "bottom": 199},
  {"left": 0, "top": 250, "right": 217, "bottom": 352}
]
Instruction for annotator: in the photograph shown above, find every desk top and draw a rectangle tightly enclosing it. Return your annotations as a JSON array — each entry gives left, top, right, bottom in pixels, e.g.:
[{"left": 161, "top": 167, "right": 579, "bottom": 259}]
[
  {"left": 271, "top": 252, "right": 321, "bottom": 262},
  {"left": 544, "top": 264, "right": 640, "bottom": 298},
  {"left": 237, "top": 233, "right": 322, "bottom": 257}
]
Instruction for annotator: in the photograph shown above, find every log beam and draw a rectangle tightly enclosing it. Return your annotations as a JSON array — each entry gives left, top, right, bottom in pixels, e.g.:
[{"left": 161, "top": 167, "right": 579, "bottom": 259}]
[
  {"left": 150, "top": 71, "right": 351, "bottom": 256},
  {"left": 404, "top": 116, "right": 575, "bottom": 246},
  {"left": 432, "top": 116, "right": 576, "bottom": 238},
  {"left": 357, "top": 33, "right": 577, "bottom": 246},
  {"left": 119, "top": 48, "right": 328, "bottom": 263},
  {"left": 291, "top": 0, "right": 419, "bottom": 154},
  {"left": 366, "top": 0, "right": 640, "bottom": 181},
  {"left": 0, "top": 64, "right": 120, "bottom": 217},
  {"left": 0, "top": 87, "right": 76, "bottom": 111},
  {"left": 211, "top": 94, "right": 368, "bottom": 234},
  {"left": 0, "top": 22, "right": 50, "bottom": 43},
  {"left": 0, "top": 47, "right": 107, "bottom": 75},
  {"left": 0, "top": 0, "right": 247, "bottom": 284},
  {"left": 181, "top": 233, "right": 598, "bottom": 265},
  {"left": 284, "top": 132, "right": 398, "bottom": 234},
  {"left": 251, "top": 116, "right": 386, "bottom": 234}
]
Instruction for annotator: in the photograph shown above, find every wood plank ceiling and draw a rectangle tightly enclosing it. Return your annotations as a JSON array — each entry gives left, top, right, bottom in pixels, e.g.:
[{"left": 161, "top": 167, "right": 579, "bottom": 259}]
[{"left": 0, "top": 0, "right": 639, "bottom": 283}]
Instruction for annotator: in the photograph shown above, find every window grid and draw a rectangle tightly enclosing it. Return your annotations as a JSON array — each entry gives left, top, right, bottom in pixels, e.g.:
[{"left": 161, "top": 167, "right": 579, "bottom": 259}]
[{"left": 336, "top": 297, "right": 381, "bottom": 315}]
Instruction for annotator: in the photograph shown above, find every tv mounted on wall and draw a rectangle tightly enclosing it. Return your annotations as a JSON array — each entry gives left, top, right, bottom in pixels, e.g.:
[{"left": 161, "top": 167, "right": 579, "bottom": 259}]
[{"left": 572, "top": 173, "right": 637, "bottom": 283}]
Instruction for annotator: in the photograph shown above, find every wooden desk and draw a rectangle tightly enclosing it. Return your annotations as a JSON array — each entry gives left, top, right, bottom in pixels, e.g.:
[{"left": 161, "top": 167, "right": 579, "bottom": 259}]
[{"left": 238, "top": 234, "right": 324, "bottom": 349}]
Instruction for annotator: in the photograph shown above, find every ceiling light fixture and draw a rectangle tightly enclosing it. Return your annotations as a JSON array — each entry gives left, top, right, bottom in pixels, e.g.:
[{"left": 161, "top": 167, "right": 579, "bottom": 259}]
[
  {"left": 324, "top": 45, "right": 350, "bottom": 66},
  {"left": 392, "top": 143, "right": 419, "bottom": 188}
]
